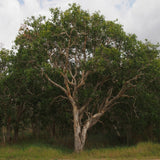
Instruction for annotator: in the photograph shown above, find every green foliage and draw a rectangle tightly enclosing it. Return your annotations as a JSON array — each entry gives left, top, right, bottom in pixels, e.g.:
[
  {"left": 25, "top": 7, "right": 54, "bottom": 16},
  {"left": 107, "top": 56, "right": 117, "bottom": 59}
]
[{"left": 0, "top": 3, "right": 159, "bottom": 149}]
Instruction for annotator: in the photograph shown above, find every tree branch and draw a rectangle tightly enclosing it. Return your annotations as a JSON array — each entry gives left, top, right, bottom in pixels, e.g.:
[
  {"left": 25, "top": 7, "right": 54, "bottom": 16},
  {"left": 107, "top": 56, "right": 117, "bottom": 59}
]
[
  {"left": 42, "top": 69, "right": 67, "bottom": 94},
  {"left": 49, "top": 95, "right": 68, "bottom": 106}
]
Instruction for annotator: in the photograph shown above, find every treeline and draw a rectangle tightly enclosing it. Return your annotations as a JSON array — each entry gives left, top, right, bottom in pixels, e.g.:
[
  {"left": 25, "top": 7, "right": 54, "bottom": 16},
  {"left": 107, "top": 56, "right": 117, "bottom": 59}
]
[{"left": 0, "top": 4, "right": 160, "bottom": 151}]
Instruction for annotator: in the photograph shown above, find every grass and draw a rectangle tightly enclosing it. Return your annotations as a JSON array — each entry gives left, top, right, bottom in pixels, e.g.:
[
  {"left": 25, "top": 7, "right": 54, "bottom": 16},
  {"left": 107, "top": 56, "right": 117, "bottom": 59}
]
[{"left": 0, "top": 141, "right": 160, "bottom": 160}]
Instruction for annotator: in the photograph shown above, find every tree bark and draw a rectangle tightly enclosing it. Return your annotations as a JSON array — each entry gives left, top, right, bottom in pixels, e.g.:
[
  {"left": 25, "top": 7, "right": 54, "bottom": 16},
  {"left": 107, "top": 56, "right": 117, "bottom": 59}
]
[
  {"left": 2, "top": 126, "right": 6, "bottom": 144},
  {"left": 6, "top": 125, "right": 12, "bottom": 142},
  {"left": 73, "top": 106, "right": 90, "bottom": 152},
  {"left": 73, "top": 106, "right": 83, "bottom": 152},
  {"left": 14, "top": 126, "right": 19, "bottom": 141}
]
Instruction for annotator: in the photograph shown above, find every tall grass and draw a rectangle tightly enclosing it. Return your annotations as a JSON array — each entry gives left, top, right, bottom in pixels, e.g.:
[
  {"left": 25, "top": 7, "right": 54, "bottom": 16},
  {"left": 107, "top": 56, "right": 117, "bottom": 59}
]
[{"left": 0, "top": 141, "right": 160, "bottom": 160}]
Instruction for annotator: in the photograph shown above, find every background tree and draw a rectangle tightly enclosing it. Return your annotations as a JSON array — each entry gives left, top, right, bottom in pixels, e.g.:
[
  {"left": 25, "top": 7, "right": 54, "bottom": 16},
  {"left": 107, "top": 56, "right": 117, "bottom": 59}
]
[{"left": 0, "top": 49, "right": 13, "bottom": 142}]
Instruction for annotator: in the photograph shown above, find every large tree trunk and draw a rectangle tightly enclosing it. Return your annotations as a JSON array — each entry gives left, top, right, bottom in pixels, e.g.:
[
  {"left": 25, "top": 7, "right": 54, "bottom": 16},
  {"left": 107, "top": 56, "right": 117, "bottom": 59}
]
[
  {"left": 73, "top": 106, "right": 89, "bottom": 152},
  {"left": 73, "top": 106, "right": 83, "bottom": 152}
]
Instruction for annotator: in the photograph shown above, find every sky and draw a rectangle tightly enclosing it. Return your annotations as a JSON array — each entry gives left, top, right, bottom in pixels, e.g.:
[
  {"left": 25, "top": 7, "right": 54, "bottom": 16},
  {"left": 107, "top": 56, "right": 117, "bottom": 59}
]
[{"left": 0, "top": 0, "right": 160, "bottom": 49}]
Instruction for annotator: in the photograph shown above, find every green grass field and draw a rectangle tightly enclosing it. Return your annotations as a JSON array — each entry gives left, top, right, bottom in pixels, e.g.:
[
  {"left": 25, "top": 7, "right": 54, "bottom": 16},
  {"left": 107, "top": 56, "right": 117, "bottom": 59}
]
[{"left": 0, "top": 141, "right": 160, "bottom": 160}]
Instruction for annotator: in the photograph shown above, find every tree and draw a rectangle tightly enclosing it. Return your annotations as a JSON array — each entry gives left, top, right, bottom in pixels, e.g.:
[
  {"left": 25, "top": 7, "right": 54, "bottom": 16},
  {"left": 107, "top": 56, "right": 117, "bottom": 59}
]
[
  {"left": 0, "top": 48, "right": 31, "bottom": 142},
  {"left": 15, "top": 4, "right": 159, "bottom": 152},
  {"left": 0, "top": 49, "right": 14, "bottom": 143}
]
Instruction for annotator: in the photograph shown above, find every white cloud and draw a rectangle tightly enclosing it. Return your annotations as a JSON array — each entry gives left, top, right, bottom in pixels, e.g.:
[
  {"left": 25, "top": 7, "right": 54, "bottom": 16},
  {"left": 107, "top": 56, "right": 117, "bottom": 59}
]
[
  {"left": 0, "top": 0, "right": 21, "bottom": 49},
  {"left": 0, "top": 0, "right": 160, "bottom": 49},
  {"left": 123, "top": 0, "right": 160, "bottom": 43}
]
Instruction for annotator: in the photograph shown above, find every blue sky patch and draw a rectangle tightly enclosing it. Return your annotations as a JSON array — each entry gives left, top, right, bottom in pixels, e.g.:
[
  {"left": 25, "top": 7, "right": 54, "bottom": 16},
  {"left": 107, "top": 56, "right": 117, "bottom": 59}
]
[
  {"left": 115, "top": 0, "right": 136, "bottom": 10},
  {"left": 129, "top": 0, "right": 136, "bottom": 7},
  {"left": 17, "top": 0, "right": 24, "bottom": 5}
]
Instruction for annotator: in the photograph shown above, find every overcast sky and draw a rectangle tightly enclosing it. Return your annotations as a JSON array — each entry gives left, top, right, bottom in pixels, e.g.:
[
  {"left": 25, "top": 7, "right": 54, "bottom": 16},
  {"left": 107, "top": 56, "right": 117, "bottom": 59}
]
[{"left": 0, "top": 0, "right": 160, "bottom": 49}]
